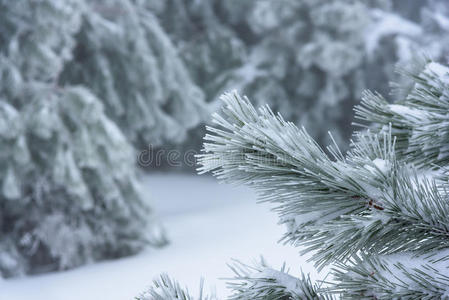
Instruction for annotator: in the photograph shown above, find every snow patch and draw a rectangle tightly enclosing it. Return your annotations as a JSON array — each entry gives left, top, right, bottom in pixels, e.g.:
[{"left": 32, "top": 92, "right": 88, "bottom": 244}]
[
  {"left": 425, "top": 62, "right": 449, "bottom": 85},
  {"left": 388, "top": 104, "right": 426, "bottom": 120},
  {"left": 372, "top": 158, "right": 388, "bottom": 173},
  {"left": 256, "top": 268, "right": 306, "bottom": 297}
]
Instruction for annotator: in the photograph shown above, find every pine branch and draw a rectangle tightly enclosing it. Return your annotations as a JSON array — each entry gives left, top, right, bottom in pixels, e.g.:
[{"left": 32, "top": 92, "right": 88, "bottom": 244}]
[
  {"left": 288, "top": 165, "right": 449, "bottom": 267},
  {"left": 227, "top": 258, "right": 333, "bottom": 300},
  {"left": 198, "top": 91, "right": 389, "bottom": 222},
  {"left": 355, "top": 59, "right": 449, "bottom": 167},
  {"left": 329, "top": 252, "right": 449, "bottom": 299},
  {"left": 197, "top": 59, "right": 449, "bottom": 298},
  {"left": 198, "top": 91, "right": 449, "bottom": 268},
  {"left": 136, "top": 274, "right": 215, "bottom": 300}
]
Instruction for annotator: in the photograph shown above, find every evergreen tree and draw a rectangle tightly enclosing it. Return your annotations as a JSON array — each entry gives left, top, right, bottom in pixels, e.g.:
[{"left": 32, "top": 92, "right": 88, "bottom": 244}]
[
  {"left": 0, "top": 0, "right": 164, "bottom": 277},
  {"left": 153, "top": 0, "right": 448, "bottom": 147},
  {"left": 142, "top": 59, "right": 449, "bottom": 298},
  {"left": 59, "top": 0, "right": 209, "bottom": 149}
]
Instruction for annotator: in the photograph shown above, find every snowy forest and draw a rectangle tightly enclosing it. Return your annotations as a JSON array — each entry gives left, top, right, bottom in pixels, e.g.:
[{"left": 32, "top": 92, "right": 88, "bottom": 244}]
[{"left": 1, "top": 0, "right": 449, "bottom": 299}]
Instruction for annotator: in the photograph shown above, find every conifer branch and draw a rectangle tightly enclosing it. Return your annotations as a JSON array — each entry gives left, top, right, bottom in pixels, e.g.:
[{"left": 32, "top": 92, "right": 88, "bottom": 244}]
[
  {"left": 329, "top": 252, "right": 449, "bottom": 299},
  {"left": 137, "top": 274, "right": 215, "bottom": 300},
  {"left": 197, "top": 74, "right": 449, "bottom": 297},
  {"left": 198, "top": 91, "right": 449, "bottom": 268},
  {"left": 227, "top": 259, "right": 333, "bottom": 300},
  {"left": 355, "top": 59, "right": 449, "bottom": 167}
]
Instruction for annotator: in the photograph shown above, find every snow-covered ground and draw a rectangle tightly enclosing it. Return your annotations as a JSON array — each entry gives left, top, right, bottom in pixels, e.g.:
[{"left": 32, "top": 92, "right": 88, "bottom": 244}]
[{"left": 0, "top": 173, "right": 319, "bottom": 299}]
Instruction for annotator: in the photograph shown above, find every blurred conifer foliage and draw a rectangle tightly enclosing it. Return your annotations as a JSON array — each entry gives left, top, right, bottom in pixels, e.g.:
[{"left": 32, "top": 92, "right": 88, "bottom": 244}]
[
  {"left": 151, "top": 0, "right": 449, "bottom": 146},
  {"left": 0, "top": 0, "right": 195, "bottom": 277}
]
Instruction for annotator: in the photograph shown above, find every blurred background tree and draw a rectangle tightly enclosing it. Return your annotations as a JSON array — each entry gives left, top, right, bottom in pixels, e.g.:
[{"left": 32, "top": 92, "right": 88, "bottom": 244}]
[
  {"left": 60, "top": 0, "right": 209, "bottom": 149},
  {"left": 151, "top": 0, "right": 449, "bottom": 146}
]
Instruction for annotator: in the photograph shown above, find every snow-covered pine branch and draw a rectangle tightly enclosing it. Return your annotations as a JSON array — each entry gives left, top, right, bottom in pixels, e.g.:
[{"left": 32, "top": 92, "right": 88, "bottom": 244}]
[
  {"left": 330, "top": 251, "right": 449, "bottom": 299},
  {"left": 197, "top": 90, "right": 449, "bottom": 269},
  {"left": 227, "top": 259, "right": 332, "bottom": 300},
  {"left": 197, "top": 60, "right": 449, "bottom": 297},
  {"left": 138, "top": 260, "right": 331, "bottom": 299},
  {"left": 136, "top": 274, "right": 216, "bottom": 300},
  {"left": 355, "top": 59, "right": 449, "bottom": 167}
]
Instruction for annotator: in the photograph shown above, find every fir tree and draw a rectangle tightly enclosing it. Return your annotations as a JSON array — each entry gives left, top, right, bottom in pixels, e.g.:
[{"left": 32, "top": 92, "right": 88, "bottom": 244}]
[
  {"left": 0, "top": 0, "right": 165, "bottom": 277},
  {"left": 59, "top": 0, "right": 209, "bottom": 149},
  {"left": 142, "top": 59, "right": 449, "bottom": 298}
]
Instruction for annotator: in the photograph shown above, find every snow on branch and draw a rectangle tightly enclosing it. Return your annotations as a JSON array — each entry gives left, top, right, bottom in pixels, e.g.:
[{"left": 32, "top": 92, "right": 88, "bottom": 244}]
[
  {"left": 137, "top": 274, "right": 216, "bottom": 300},
  {"left": 330, "top": 251, "right": 449, "bottom": 299},
  {"left": 355, "top": 59, "right": 449, "bottom": 167},
  {"left": 198, "top": 91, "right": 449, "bottom": 269},
  {"left": 227, "top": 259, "right": 332, "bottom": 300}
]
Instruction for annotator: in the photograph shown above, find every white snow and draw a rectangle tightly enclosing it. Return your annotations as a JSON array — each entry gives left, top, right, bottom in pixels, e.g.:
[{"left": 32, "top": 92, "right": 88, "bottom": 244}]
[
  {"left": 372, "top": 158, "right": 389, "bottom": 174},
  {"left": 0, "top": 173, "right": 317, "bottom": 300},
  {"left": 375, "top": 250, "right": 449, "bottom": 296},
  {"left": 388, "top": 104, "right": 415, "bottom": 115},
  {"left": 256, "top": 268, "right": 305, "bottom": 297},
  {"left": 425, "top": 62, "right": 449, "bottom": 85},
  {"left": 388, "top": 104, "right": 426, "bottom": 120},
  {"left": 364, "top": 158, "right": 389, "bottom": 175}
]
